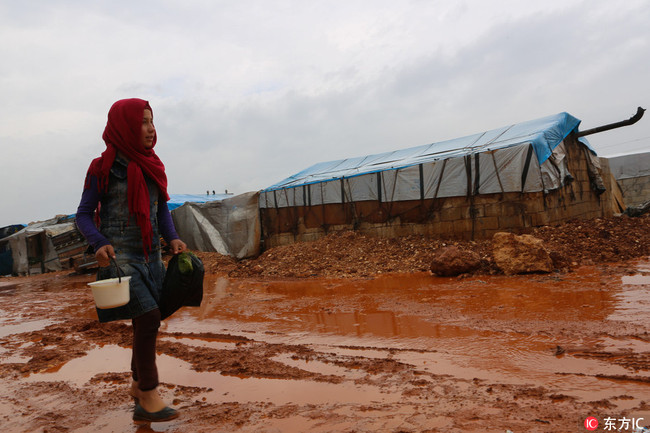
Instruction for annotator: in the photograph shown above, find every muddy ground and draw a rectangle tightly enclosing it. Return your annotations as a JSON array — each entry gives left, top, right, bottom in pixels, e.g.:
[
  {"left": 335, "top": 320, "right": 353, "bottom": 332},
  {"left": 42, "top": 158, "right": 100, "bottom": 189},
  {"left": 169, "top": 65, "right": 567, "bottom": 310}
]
[{"left": 1, "top": 215, "right": 650, "bottom": 432}]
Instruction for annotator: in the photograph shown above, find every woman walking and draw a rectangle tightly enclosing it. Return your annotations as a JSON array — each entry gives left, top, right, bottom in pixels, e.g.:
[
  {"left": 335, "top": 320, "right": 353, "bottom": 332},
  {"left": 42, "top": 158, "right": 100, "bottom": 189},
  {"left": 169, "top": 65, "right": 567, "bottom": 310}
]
[{"left": 76, "top": 98, "right": 186, "bottom": 423}]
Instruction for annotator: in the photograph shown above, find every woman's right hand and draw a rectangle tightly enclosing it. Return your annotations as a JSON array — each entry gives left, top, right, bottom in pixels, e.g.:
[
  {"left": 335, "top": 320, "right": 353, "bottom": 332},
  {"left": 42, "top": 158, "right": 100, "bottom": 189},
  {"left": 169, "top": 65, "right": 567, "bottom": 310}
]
[{"left": 95, "top": 244, "right": 116, "bottom": 267}]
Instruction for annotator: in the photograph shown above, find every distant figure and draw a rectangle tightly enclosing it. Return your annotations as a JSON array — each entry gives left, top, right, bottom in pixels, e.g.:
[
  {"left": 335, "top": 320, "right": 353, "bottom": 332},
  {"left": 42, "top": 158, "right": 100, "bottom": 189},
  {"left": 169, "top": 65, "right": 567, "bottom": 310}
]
[
  {"left": 76, "top": 98, "right": 186, "bottom": 423},
  {"left": 225, "top": 189, "right": 228, "bottom": 194},
  {"left": 212, "top": 190, "right": 216, "bottom": 195},
  {"left": 206, "top": 190, "right": 209, "bottom": 195}
]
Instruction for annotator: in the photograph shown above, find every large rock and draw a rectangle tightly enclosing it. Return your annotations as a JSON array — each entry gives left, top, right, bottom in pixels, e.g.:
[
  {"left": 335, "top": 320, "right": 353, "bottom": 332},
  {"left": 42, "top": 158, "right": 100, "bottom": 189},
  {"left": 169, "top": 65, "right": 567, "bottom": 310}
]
[
  {"left": 430, "top": 245, "right": 481, "bottom": 277},
  {"left": 492, "top": 232, "right": 553, "bottom": 275}
]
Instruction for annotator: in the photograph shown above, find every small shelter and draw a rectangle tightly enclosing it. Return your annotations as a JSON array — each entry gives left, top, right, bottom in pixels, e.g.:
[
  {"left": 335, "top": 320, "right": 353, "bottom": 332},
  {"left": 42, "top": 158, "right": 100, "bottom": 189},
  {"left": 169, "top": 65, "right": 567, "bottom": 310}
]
[
  {"left": 171, "top": 192, "right": 261, "bottom": 259},
  {"left": 0, "top": 216, "right": 89, "bottom": 275},
  {"left": 259, "top": 111, "right": 633, "bottom": 247},
  {"left": 607, "top": 152, "right": 650, "bottom": 208}
]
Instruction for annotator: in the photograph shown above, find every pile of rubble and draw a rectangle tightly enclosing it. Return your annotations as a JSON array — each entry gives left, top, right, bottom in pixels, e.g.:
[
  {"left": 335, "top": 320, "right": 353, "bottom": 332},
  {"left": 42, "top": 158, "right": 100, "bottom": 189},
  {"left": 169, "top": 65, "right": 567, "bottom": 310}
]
[{"left": 192, "top": 214, "right": 650, "bottom": 279}]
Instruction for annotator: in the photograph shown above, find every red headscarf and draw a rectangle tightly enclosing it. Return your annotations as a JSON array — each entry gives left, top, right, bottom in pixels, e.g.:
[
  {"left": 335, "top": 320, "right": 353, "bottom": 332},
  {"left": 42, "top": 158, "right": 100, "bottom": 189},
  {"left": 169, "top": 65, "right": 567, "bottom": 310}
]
[{"left": 85, "top": 98, "right": 169, "bottom": 255}]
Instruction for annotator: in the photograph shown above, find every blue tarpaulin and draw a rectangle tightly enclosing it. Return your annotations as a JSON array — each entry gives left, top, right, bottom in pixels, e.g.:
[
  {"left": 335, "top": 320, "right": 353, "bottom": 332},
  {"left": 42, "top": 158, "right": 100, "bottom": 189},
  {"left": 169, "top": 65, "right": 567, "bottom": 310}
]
[
  {"left": 262, "top": 112, "right": 592, "bottom": 192},
  {"left": 168, "top": 194, "right": 231, "bottom": 211}
]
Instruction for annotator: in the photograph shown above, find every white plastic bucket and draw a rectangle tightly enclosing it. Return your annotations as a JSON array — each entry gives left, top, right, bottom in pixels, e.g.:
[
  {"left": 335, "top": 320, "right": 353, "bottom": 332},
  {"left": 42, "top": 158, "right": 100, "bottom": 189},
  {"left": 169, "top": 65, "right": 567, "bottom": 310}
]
[{"left": 88, "top": 276, "right": 131, "bottom": 309}]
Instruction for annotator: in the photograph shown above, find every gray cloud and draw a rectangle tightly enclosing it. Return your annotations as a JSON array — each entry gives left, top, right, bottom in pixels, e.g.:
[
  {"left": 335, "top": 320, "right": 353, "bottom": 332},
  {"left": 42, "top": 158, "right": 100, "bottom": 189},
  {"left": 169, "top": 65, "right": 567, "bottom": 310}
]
[{"left": 1, "top": 0, "right": 648, "bottom": 226}]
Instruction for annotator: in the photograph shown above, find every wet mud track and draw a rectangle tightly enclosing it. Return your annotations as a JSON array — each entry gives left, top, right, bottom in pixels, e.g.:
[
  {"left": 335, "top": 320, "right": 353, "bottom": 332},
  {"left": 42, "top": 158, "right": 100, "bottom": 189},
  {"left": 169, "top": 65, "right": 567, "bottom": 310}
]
[{"left": 1, "top": 261, "right": 649, "bottom": 432}]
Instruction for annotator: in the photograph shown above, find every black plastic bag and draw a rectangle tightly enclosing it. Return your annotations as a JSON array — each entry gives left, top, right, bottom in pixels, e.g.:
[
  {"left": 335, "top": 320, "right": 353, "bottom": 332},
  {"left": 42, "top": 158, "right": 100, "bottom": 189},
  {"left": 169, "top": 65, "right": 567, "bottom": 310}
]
[{"left": 160, "top": 252, "right": 204, "bottom": 320}]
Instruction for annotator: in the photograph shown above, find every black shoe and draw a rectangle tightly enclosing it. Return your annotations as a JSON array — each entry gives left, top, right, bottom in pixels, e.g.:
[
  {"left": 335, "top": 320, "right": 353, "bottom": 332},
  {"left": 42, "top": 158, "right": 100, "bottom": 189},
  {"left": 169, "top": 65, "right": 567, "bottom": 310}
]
[{"left": 133, "top": 403, "right": 179, "bottom": 423}]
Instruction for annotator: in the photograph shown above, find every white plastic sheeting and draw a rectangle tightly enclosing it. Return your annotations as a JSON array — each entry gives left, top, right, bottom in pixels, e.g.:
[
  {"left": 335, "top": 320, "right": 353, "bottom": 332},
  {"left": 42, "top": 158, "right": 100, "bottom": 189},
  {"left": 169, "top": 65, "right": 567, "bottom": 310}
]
[
  {"left": 171, "top": 192, "right": 261, "bottom": 259},
  {"left": 260, "top": 112, "right": 589, "bottom": 209},
  {"left": 261, "top": 142, "right": 572, "bottom": 208},
  {"left": 607, "top": 152, "right": 650, "bottom": 180}
]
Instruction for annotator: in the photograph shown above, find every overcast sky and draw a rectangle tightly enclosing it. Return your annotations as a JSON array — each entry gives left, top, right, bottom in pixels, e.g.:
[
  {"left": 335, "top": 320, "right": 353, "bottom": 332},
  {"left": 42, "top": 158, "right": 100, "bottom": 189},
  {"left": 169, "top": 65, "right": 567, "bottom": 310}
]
[{"left": 1, "top": 0, "right": 649, "bottom": 227}]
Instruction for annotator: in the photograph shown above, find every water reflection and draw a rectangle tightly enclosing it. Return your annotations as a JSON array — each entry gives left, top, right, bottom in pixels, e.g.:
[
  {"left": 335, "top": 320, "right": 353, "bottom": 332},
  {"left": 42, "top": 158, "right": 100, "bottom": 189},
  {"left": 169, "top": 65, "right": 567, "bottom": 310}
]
[
  {"left": 5, "top": 260, "right": 649, "bottom": 421},
  {"left": 168, "top": 262, "right": 650, "bottom": 406},
  {"left": 24, "top": 344, "right": 401, "bottom": 406},
  {"left": 193, "top": 268, "right": 621, "bottom": 339},
  {"left": 609, "top": 271, "right": 650, "bottom": 321},
  {"left": 305, "top": 310, "right": 497, "bottom": 340}
]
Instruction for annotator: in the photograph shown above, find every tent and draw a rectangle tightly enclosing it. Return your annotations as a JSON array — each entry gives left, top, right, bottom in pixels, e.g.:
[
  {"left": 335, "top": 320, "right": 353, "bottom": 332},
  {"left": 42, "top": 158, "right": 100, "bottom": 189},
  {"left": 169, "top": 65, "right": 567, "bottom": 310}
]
[
  {"left": 261, "top": 112, "right": 596, "bottom": 207},
  {"left": 607, "top": 152, "right": 650, "bottom": 208},
  {"left": 1, "top": 216, "right": 88, "bottom": 275},
  {"left": 171, "top": 192, "right": 261, "bottom": 259},
  {"left": 259, "top": 112, "right": 615, "bottom": 247}
]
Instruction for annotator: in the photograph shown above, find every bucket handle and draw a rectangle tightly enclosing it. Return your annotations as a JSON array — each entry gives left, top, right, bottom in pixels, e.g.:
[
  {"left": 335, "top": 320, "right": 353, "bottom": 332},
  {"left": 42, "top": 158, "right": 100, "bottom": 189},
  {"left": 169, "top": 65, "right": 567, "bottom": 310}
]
[{"left": 110, "top": 257, "right": 125, "bottom": 283}]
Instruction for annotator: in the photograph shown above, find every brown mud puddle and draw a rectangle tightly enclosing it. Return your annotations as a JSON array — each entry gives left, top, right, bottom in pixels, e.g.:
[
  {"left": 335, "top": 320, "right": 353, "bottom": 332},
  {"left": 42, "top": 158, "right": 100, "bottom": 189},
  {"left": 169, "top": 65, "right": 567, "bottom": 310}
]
[{"left": 1, "top": 262, "right": 649, "bottom": 432}]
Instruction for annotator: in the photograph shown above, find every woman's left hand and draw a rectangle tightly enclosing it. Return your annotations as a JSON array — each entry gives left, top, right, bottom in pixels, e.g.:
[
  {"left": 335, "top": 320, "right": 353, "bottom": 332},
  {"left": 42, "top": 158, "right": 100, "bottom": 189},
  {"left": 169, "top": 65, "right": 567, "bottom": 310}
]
[{"left": 169, "top": 239, "right": 187, "bottom": 254}]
